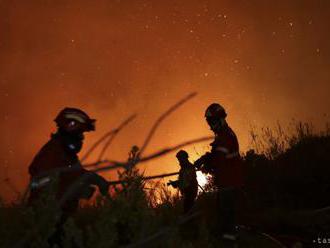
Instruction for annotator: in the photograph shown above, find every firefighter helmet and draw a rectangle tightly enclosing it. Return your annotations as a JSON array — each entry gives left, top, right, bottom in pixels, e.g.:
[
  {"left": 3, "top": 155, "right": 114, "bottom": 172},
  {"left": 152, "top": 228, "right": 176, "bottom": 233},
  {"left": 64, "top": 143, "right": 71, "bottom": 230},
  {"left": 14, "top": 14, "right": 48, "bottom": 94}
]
[
  {"left": 54, "top": 107, "right": 96, "bottom": 133},
  {"left": 176, "top": 150, "right": 189, "bottom": 160},
  {"left": 205, "top": 103, "right": 227, "bottom": 131},
  {"left": 205, "top": 103, "right": 227, "bottom": 119}
]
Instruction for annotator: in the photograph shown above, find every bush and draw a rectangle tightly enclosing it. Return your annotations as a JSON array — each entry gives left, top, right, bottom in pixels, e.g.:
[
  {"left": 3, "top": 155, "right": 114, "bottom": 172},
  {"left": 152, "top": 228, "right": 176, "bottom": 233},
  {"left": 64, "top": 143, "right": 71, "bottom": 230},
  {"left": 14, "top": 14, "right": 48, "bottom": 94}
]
[
  {"left": 244, "top": 122, "right": 330, "bottom": 210},
  {"left": 1, "top": 122, "right": 330, "bottom": 247}
]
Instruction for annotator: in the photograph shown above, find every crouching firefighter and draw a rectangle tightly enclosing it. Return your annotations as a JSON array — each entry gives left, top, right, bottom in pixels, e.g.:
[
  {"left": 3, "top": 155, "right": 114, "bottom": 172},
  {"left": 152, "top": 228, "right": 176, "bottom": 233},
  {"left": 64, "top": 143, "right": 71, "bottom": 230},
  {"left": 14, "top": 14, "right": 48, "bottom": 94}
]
[
  {"left": 168, "top": 150, "right": 198, "bottom": 213},
  {"left": 194, "top": 103, "right": 244, "bottom": 241},
  {"left": 27, "top": 108, "right": 109, "bottom": 244}
]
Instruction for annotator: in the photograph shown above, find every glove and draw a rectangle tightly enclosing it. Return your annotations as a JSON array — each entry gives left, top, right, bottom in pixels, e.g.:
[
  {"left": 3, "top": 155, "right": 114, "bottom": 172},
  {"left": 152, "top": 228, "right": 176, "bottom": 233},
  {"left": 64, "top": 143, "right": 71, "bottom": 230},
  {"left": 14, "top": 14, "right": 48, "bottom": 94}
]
[
  {"left": 194, "top": 158, "right": 204, "bottom": 170},
  {"left": 86, "top": 171, "right": 109, "bottom": 196},
  {"left": 194, "top": 153, "right": 211, "bottom": 169},
  {"left": 98, "top": 178, "right": 109, "bottom": 196},
  {"left": 167, "top": 180, "right": 179, "bottom": 188}
]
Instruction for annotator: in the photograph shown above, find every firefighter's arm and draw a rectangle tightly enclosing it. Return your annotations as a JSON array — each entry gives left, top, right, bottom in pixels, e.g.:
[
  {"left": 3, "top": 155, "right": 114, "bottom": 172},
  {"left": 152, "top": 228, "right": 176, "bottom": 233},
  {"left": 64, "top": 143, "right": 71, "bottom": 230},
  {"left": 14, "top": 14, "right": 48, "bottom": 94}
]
[
  {"left": 194, "top": 152, "right": 219, "bottom": 174},
  {"left": 194, "top": 152, "right": 212, "bottom": 169},
  {"left": 195, "top": 149, "right": 228, "bottom": 174},
  {"left": 84, "top": 170, "right": 109, "bottom": 196},
  {"left": 167, "top": 180, "right": 179, "bottom": 188}
]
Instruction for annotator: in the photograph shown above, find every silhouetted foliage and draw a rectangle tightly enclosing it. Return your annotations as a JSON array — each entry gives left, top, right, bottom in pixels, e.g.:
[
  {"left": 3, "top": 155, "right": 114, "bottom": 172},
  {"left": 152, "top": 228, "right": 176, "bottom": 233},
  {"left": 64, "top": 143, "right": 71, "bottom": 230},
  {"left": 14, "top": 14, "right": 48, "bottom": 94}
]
[
  {"left": 1, "top": 113, "right": 329, "bottom": 247},
  {"left": 245, "top": 122, "right": 330, "bottom": 210}
]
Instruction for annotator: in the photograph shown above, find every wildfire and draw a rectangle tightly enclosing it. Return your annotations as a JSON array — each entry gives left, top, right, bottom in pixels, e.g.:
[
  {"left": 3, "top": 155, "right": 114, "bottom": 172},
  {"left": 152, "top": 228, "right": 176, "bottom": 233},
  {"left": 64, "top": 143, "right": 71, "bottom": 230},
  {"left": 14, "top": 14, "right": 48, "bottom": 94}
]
[{"left": 196, "top": 171, "right": 208, "bottom": 188}]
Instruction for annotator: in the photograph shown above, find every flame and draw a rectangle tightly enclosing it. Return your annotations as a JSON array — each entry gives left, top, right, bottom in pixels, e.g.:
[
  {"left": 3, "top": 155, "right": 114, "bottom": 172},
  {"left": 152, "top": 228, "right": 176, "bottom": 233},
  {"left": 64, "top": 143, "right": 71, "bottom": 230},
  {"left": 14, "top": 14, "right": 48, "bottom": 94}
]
[{"left": 196, "top": 171, "right": 208, "bottom": 188}]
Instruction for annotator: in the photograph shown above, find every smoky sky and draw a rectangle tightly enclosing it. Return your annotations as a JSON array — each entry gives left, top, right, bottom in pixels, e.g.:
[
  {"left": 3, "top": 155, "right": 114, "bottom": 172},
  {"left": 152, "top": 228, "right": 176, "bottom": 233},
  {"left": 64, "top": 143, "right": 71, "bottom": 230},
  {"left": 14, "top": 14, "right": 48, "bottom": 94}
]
[{"left": 1, "top": 0, "right": 329, "bottom": 200}]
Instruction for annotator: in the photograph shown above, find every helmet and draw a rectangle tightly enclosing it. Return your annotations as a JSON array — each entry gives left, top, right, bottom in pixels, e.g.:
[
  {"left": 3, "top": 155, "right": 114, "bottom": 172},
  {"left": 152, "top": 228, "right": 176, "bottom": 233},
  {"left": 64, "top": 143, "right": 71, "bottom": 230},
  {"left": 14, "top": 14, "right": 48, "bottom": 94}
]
[
  {"left": 205, "top": 103, "right": 227, "bottom": 119},
  {"left": 54, "top": 107, "right": 96, "bottom": 133},
  {"left": 205, "top": 103, "right": 227, "bottom": 131},
  {"left": 176, "top": 150, "right": 189, "bottom": 160}
]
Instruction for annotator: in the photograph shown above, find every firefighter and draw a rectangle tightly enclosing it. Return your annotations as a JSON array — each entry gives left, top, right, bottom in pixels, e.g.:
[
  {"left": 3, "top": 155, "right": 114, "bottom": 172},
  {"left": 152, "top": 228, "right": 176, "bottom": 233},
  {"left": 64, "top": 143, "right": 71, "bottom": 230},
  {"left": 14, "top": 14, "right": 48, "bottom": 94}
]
[
  {"left": 194, "top": 103, "right": 244, "bottom": 240},
  {"left": 168, "top": 150, "right": 198, "bottom": 213},
  {"left": 27, "top": 107, "right": 109, "bottom": 244}
]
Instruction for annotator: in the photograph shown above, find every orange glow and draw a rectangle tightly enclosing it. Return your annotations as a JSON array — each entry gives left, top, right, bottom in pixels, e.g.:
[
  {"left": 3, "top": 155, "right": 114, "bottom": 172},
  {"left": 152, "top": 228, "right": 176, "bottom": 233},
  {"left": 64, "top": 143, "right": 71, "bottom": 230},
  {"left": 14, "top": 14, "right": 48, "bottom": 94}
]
[
  {"left": 196, "top": 171, "right": 208, "bottom": 188},
  {"left": 1, "top": 1, "right": 329, "bottom": 202}
]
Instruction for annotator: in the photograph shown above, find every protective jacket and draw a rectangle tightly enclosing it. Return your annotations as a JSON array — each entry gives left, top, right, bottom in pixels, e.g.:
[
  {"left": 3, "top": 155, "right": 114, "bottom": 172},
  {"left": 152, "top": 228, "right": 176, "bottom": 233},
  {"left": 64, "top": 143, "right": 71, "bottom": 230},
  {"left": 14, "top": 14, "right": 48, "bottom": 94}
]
[
  {"left": 197, "top": 125, "right": 244, "bottom": 188},
  {"left": 178, "top": 161, "right": 198, "bottom": 195},
  {"left": 28, "top": 131, "right": 108, "bottom": 211}
]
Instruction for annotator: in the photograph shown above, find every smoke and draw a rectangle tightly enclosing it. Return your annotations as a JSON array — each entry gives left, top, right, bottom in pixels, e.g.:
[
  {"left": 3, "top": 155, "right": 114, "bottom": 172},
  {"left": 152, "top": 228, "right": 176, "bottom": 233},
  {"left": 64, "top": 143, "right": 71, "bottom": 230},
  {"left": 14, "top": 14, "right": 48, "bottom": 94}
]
[{"left": 1, "top": 0, "right": 329, "bottom": 200}]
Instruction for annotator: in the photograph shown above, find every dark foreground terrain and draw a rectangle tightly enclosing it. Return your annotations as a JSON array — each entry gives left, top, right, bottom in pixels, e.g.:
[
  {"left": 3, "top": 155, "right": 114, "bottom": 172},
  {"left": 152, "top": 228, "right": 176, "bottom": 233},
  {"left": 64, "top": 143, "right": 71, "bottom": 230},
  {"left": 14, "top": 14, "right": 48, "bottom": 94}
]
[{"left": 1, "top": 122, "right": 330, "bottom": 248}]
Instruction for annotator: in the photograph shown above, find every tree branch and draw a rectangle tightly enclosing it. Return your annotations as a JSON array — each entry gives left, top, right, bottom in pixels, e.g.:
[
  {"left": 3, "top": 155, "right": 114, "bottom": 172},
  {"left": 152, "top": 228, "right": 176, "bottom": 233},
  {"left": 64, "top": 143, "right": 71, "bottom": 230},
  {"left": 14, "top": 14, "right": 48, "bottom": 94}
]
[
  {"left": 139, "top": 92, "right": 197, "bottom": 156},
  {"left": 108, "top": 172, "right": 179, "bottom": 186},
  {"left": 81, "top": 114, "right": 137, "bottom": 162}
]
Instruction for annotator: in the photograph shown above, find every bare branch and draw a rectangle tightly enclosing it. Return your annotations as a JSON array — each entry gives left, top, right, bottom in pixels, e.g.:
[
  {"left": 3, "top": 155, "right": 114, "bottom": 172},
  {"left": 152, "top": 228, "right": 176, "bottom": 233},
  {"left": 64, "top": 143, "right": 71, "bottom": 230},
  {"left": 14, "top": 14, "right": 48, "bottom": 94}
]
[
  {"left": 108, "top": 172, "right": 179, "bottom": 186},
  {"left": 139, "top": 92, "right": 197, "bottom": 156},
  {"left": 14, "top": 95, "right": 208, "bottom": 248},
  {"left": 83, "top": 160, "right": 111, "bottom": 168},
  {"left": 139, "top": 136, "right": 212, "bottom": 163},
  {"left": 15, "top": 134, "right": 207, "bottom": 248},
  {"left": 142, "top": 172, "right": 179, "bottom": 181},
  {"left": 97, "top": 114, "right": 137, "bottom": 161},
  {"left": 87, "top": 136, "right": 213, "bottom": 174},
  {"left": 96, "top": 134, "right": 117, "bottom": 162},
  {"left": 21, "top": 135, "right": 211, "bottom": 197},
  {"left": 81, "top": 114, "right": 137, "bottom": 162},
  {"left": 81, "top": 132, "right": 115, "bottom": 162}
]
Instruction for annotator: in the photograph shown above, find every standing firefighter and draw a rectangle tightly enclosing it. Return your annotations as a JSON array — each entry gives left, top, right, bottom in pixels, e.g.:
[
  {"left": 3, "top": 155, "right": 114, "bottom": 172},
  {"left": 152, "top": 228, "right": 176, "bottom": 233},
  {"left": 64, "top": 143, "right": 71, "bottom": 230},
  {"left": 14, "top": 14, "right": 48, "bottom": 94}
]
[
  {"left": 28, "top": 108, "right": 109, "bottom": 243},
  {"left": 168, "top": 150, "right": 198, "bottom": 213},
  {"left": 195, "top": 103, "right": 244, "bottom": 240}
]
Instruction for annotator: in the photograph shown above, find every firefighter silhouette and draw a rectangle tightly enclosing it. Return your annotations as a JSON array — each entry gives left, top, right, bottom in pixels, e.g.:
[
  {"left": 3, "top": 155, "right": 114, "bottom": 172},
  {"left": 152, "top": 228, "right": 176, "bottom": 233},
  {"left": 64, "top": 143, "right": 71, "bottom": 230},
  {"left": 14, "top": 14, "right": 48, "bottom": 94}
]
[
  {"left": 195, "top": 103, "right": 244, "bottom": 241},
  {"left": 168, "top": 150, "right": 198, "bottom": 213},
  {"left": 27, "top": 107, "right": 109, "bottom": 245}
]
